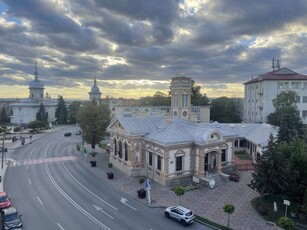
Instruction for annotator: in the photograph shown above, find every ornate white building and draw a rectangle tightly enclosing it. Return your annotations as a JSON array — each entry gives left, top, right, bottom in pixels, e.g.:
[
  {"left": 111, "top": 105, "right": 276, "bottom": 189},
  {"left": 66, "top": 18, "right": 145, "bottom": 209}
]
[
  {"left": 108, "top": 75, "right": 278, "bottom": 187},
  {"left": 10, "top": 63, "right": 57, "bottom": 125}
]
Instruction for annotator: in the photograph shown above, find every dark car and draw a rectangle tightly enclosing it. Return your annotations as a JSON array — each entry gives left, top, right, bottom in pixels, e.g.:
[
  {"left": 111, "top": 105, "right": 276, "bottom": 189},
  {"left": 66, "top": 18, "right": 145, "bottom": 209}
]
[
  {"left": 64, "top": 132, "right": 72, "bottom": 137},
  {"left": 1, "top": 207, "right": 23, "bottom": 230}
]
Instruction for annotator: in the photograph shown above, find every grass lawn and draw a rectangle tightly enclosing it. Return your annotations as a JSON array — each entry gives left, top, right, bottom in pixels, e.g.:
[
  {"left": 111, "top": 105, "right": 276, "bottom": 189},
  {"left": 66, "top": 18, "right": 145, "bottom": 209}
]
[
  {"left": 234, "top": 151, "right": 252, "bottom": 160},
  {"left": 251, "top": 195, "right": 307, "bottom": 228}
]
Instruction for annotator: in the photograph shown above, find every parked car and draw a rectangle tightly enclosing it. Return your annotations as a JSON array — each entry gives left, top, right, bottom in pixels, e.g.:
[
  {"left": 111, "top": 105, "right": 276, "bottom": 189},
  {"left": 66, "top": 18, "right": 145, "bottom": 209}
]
[
  {"left": 0, "top": 207, "right": 23, "bottom": 230},
  {"left": 75, "top": 130, "right": 82, "bottom": 135},
  {"left": 165, "top": 206, "right": 195, "bottom": 226},
  {"left": 0, "top": 192, "right": 10, "bottom": 210},
  {"left": 64, "top": 132, "right": 72, "bottom": 137}
]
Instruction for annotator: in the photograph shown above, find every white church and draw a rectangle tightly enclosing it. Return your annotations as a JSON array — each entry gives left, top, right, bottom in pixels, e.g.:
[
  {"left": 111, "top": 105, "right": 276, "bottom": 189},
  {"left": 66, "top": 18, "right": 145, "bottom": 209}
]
[{"left": 10, "top": 63, "right": 57, "bottom": 125}]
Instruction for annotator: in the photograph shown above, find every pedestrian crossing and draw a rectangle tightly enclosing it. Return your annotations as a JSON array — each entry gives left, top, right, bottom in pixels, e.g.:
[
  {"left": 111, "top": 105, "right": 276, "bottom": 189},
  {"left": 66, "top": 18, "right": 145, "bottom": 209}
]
[{"left": 8, "top": 156, "right": 79, "bottom": 167}]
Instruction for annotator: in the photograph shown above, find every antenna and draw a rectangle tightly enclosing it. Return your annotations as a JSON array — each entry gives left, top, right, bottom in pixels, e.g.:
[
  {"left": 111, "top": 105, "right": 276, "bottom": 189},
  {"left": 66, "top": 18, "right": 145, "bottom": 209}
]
[
  {"left": 272, "top": 58, "right": 275, "bottom": 71},
  {"left": 276, "top": 59, "right": 281, "bottom": 69}
]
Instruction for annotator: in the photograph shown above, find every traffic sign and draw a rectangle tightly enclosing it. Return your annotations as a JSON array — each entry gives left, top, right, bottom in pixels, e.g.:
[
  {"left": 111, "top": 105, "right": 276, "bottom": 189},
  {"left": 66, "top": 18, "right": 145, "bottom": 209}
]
[{"left": 146, "top": 178, "right": 151, "bottom": 190}]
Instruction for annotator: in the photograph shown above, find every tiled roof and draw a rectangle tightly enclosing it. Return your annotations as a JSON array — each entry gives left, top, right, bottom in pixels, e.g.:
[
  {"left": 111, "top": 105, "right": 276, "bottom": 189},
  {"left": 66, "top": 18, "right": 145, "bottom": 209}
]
[{"left": 244, "top": 67, "right": 307, "bottom": 84}]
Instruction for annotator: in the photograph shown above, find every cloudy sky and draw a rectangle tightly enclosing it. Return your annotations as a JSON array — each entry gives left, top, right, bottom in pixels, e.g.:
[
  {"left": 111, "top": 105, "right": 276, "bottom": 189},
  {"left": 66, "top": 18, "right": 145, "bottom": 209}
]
[{"left": 1, "top": 0, "right": 307, "bottom": 100}]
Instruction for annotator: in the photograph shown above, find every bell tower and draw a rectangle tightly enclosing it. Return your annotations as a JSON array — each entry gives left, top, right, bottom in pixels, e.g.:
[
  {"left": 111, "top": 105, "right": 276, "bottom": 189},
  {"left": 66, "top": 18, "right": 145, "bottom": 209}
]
[{"left": 170, "top": 74, "right": 192, "bottom": 120}]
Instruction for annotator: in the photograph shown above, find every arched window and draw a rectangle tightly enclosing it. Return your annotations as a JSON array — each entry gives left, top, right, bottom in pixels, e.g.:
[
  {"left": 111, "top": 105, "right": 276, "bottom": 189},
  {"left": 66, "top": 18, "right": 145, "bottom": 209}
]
[
  {"left": 182, "top": 93, "right": 188, "bottom": 107},
  {"left": 173, "top": 93, "right": 178, "bottom": 107},
  {"left": 114, "top": 139, "right": 117, "bottom": 155},
  {"left": 124, "top": 143, "right": 128, "bottom": 161},
  {"left": 118, "top": 141, "right": 122, "bottom": 158}
]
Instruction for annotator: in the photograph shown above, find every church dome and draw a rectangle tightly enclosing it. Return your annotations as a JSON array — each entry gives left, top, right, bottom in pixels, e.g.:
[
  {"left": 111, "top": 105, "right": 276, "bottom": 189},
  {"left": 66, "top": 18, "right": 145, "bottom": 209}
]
[
  {"left": 91, "top": 84, "right": 100, "bottom": 93},
  {"left": 29, "top": 78, "right": 44, "bottom": 88},
  {"left": 90, "top": 78, "right": 101, "bottom": 94},
  {"left": 29, "top": 62, "right": 44, "bottom": 89}
]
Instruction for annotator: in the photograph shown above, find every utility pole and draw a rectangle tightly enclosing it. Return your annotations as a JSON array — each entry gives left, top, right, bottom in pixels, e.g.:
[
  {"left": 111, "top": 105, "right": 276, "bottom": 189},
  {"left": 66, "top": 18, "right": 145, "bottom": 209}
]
[{"left": 1, "top": 133, "right": 5, "bottom": 182}]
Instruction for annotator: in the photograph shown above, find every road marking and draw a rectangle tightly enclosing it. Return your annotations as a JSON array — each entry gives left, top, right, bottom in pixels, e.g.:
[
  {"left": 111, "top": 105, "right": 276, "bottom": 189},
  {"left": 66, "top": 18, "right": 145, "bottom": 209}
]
[
  {"left": 93, "top": 204, "right": 114, "bottom": 219},
  {"left": 57, "top": 223, "right": 65, "bottom": 230},
  {"left": 120, "top": 197, "right": 137, "bottom": 211},
  {"left": 45, "top": 164, "right": 111, "bottom": 230},
  {"left": 9, "top": 156, "right": 79, "bottom": 168},
  {"left": 28, "top": 178, "right": 32, "bottom": 185},
  {"left": 37, "top": 196, "right": 43, "bottom": 205},
  {"left": 62, "top": 163, "right": 117, "bottom": 211},
  {"left": 28, "top": 146, "right": 37, "bottom": 160}
]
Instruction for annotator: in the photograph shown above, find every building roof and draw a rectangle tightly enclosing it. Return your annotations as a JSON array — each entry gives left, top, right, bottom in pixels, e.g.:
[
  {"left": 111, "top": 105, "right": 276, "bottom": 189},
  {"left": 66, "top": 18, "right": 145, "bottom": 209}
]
[
  {"left": 244, "top": 67, "right": 307, "bottom": 85},
  {"left": 112, "top": 115, "right": 278, "bottom": 147},
  {"left": 114, "top": 116, "right": 164, "bottom": 136}
]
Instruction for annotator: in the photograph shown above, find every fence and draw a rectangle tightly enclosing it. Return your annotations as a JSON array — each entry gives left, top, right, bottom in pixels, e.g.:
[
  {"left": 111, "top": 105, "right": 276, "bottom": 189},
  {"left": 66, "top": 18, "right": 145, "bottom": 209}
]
[{"left": 235, "top": 163, "right": 255, "bottom": 171}]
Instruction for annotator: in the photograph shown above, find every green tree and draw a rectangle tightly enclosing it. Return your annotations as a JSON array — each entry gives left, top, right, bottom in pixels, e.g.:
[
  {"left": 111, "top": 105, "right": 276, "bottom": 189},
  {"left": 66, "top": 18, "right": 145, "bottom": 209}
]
[
  {"left": 77, "top": 103, "right": 111, "bottom": 150},
  {"left": 55, "top": 95, "right": 68, "bottom": 124},
  {"left": 174, "top": 186, "right": 185, "bottom": 205},
  {"left": 191, "top": 81, "right": 210, "bottom": 106},
  {"left": 267, "top": 91, "right": 304, "bottom": 141},
  {"left": 0, "top": 107, "right": 10, "bottom": 124},
  {"left": 223, "top": 203, "right": 235, "bottom": 229},
  {"left": 68, "top": 101, "right": 81, "bottom": 124},
  {"left": 28, "top": 120, "right": 47, "bottom": 131},
  {"left": 279, "top": 139, "right": 307, "bottom": 203},
  {"left": 138, "top": 91, "right": 171, "bottom": 106},
  {"left": 278, "top": 217, "right": 294, "bottom": 230},
  {"left": 249, "top": 134, "right": 289, "bottom": 196},
  {"left": 36, "top": 103, "right": 48, "bottom": 124},
  {"left": 210, "top": 97, "right": 241, "bottom": 123}
]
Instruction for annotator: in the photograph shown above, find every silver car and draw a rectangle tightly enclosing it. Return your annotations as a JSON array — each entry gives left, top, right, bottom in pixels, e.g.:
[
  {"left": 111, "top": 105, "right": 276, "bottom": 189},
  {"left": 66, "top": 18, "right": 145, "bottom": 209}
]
[{"left": 164, "top": 206, "right": 195, "bottom": 226}]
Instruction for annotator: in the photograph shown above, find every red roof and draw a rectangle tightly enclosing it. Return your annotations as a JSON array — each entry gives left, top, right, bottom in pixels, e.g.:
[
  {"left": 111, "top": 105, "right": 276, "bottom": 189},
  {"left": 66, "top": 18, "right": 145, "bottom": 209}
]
[{"left": 244, "top": 67, "right": 307, "bottom": 84}]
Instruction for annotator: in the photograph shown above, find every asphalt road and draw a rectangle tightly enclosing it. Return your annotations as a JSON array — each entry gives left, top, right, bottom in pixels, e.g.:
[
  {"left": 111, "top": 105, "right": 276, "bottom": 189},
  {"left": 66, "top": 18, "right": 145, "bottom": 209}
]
[{"left": 4, "top": 126, "right": 215, "bottom": 230}]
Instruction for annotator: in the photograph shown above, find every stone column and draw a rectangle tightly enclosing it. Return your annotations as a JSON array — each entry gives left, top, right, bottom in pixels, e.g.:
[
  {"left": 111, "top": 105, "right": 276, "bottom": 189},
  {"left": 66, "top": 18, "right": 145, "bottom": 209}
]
[{"left": 217, "top": 150, "right": 222, "bottom": 173}]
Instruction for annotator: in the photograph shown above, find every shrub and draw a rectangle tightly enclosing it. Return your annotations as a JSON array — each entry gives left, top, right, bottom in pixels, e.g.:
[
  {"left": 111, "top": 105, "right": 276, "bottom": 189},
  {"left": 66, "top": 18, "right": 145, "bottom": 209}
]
[
  {"left": 139, "top": 177, "right": 145, "bottom": 184},
  {"left": 278, "top": 217, "right": 294, "bottom": 230}
]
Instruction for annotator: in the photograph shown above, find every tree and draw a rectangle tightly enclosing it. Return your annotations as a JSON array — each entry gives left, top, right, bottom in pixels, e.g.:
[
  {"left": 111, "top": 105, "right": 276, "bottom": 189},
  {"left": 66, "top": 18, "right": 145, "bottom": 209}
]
[
  {"left": 36, "top": 103, "right": 48, "bottom": 124},
  {"left": 223, "top": 203, "right": 235, "bottom": 228},
  {"left": 28, "top": 120, "right": 47, "bottom": 131},
  {"left": 267, "top": 91, "right": 304, "bottom": 141},
  {"left": 191, "top": 81, "right": 210, "bottom": 106},
  {"left": 138, "top": 91, "right": 171, "bottom": 106},
  {"left": 68, "top": 101, "right": 81, "bottom": 124},
  {"left": 279, "top": 139, "right": 307, "bottom": 203},
  {"left": 0, "top": 107, "right": 10, "bottom": 124},
  {"left": 210, "top": 97, "right": 241, "bottom": 123},
  {"left": 174, "top": 186, "right": 185, "bottom": 205},
  {"left": 77, "top": 103, "right": 111, "bottom": 149},
  {"left": 249, "top": 134, "right": 289, "bottom": 196},
  {"left": 55, "top": 95, "right": 68, "bottom": 124}
]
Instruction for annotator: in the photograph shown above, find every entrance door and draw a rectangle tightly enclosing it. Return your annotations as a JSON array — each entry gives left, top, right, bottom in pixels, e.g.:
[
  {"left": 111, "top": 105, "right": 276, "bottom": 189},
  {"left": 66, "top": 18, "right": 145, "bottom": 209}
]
[{"left": 204, "top": 154, "right": 208, "bottom": 171}]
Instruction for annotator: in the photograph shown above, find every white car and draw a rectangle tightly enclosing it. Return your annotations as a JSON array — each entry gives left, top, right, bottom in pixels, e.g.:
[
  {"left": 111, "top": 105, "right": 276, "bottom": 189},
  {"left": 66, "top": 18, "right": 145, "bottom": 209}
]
[{"left": 164, "top": 206, "right": 195, "bottom": 226}]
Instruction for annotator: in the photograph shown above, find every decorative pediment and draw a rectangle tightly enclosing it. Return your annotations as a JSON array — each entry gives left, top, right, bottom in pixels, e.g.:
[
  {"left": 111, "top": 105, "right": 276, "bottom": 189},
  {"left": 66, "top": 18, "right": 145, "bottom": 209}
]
[
  {"left": 155, "top": 148, "right": 164, "bottom": 155},
  {"left": 206, "top": 130, "right": 224, "bottom": 143}
]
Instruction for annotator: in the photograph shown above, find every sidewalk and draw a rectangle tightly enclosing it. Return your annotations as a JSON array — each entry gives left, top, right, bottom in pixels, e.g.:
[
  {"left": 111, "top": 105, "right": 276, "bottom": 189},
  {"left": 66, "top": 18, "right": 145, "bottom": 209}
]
[{"left": 81, "top": 148, "right": 281, "bottom": 230}]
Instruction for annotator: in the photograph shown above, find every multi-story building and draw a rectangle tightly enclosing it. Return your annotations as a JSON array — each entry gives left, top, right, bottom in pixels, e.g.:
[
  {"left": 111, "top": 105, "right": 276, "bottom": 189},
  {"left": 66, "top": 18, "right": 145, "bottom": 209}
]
[{"left": 244, "top": 67, "right": 307, "bottom": 124}]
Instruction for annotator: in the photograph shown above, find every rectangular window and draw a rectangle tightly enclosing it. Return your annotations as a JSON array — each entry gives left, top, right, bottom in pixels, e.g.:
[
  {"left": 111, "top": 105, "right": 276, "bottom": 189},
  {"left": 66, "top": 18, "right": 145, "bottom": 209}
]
[
  {"left": 157, "top": 155, "right": 161, "bottom": 170},
  {"left": 149, "top": 151, "right": 153, "bottom": 166},
  {"left": 304, "top": 82, "right": 307, "bottom": 89},
  {"left": 221, "top": 149, "right": 226, "bottom": 162},
  {"left": 295, "top": 82, "right": 301, "bottom": 89},
  {"left": 303, "top": 96, "right": 307, "bottom": 103},
  {"left": 296, "top": 96, "right": 300, "bottom": 103},
  {"left": 303, "top": 110, "right": 307, "bottom": 118},
  {"left": 278, "top": 82, "right": 283, "bottom": 89},
  {"left": 284, "top": 82, "right": 289, "bottom": 89},
  {"left": 176, "top": 156, "right": 183, "bottom": 171}
]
